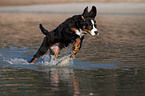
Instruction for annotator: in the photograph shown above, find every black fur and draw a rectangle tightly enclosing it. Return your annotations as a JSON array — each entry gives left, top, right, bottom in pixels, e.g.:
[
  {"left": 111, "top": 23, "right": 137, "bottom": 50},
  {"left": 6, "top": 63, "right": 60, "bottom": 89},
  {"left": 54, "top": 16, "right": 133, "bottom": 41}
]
[{"left": 29, "top": 6, "right": 98, "bottom": 63}]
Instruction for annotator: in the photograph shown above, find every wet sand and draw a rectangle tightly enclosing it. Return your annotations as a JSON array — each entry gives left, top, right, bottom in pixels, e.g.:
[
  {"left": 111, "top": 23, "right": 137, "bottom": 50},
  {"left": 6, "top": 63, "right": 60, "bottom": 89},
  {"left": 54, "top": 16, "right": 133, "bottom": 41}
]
[{"left": 0, "top": 3, "right": 145, "bottom": 64}]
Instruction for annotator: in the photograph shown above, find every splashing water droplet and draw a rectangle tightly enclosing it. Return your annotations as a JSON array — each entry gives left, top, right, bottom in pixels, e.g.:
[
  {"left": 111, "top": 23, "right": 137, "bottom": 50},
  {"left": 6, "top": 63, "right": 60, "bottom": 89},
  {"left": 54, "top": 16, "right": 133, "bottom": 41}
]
[
  {"left": 40, "top": 54, "right": 74, "bottom": 66},
  {"left": 4, "top": 58, "right": 29, "bottom": 65}
]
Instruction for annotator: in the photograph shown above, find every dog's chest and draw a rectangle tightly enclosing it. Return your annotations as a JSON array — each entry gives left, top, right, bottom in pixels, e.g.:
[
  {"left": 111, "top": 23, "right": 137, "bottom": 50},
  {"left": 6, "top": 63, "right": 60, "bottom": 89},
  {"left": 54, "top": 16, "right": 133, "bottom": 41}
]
[{"left": 75, "top": 29, "right": 86, "bottom": 37}]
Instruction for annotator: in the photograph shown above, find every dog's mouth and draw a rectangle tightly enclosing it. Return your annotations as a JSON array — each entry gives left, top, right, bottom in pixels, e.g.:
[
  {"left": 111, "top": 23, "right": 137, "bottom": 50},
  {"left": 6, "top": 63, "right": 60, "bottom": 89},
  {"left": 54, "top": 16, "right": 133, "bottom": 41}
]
[{"left": 83, "top": 29, "right": 99, "bottom": 36}]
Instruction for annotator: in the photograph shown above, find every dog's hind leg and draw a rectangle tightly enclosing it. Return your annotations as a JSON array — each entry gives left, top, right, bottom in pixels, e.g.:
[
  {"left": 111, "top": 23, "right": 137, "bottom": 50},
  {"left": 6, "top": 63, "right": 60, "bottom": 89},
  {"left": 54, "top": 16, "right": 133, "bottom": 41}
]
[
  {"left": 50, "top": 43, "right": 60, "bottom": 59},
  {"left": 54, "top": 49, "right": 60, "bottom": 59},
  {"left": 29, "top": 37, "right": 49, "bottom": 63}
]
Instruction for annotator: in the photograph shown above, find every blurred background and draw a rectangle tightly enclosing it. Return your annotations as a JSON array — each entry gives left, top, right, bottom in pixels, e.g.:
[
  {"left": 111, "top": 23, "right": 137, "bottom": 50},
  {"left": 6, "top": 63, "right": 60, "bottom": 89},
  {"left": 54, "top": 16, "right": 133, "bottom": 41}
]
[{"left": 0, "top": 0, "right": 145, "bottom": 6}]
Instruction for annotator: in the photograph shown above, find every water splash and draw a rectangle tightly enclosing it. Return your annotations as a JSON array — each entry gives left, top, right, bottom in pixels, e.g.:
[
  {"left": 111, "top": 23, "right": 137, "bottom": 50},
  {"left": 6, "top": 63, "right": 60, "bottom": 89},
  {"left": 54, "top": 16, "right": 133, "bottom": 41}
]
[
  {"left": 0, "top": 47, "right": 120, "bottom": 70},
  {"left": 4, "top": 58, "right": 29, "bottom": 65},
  {"left": 40, "top": 54, "right": 74, "bottom": 66},
  {"left": 0, "top": 47, "right": 74, "bottom": 66},
  {"left": 3, "top": 54, "right": 74, "bottom": 66}
]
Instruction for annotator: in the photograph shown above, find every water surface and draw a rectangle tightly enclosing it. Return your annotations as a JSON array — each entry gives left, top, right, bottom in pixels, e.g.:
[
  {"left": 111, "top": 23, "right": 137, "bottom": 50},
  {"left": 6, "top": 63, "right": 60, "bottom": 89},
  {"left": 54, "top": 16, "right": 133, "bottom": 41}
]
[{"left": 0, "top": 46, "right": 145, "bottom": 96}]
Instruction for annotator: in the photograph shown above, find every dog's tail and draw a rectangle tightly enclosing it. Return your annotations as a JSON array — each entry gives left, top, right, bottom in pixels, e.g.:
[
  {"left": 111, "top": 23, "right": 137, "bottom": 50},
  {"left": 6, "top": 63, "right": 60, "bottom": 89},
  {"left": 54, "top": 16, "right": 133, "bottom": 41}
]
[{"left": 39, "top": 24, "right": 49, "bottom": 35}]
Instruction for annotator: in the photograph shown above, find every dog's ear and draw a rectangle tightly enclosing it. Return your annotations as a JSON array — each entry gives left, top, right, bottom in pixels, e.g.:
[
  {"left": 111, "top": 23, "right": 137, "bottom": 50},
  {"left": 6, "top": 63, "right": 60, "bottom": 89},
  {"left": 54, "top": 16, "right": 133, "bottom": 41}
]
[
  {"left": 82, "top": 6, "right": 89, "bottom": 18},
  {"left": 89, "top": 6, "right": 97, "bottom": 18}
]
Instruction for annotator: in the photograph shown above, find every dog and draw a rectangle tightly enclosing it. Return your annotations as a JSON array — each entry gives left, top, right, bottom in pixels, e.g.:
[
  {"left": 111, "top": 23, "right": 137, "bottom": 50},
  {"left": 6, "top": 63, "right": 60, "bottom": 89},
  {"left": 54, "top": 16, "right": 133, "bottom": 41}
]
[{"left": 29, "top": 6, "right": 99, "bottom": 63}]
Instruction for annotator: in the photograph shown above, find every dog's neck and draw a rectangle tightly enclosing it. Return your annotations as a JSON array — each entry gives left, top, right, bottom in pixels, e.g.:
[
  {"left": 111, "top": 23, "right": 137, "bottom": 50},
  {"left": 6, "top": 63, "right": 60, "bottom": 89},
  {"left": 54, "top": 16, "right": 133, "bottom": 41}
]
[{"left": 71, "top": 28, "right": 86, "bottom": 38}]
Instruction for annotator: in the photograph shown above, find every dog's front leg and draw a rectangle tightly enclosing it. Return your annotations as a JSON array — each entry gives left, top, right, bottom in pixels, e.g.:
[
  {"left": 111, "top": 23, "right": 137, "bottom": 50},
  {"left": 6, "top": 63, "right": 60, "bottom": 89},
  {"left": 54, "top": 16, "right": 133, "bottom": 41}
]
[{"left": 70, "top": 38, "right": 81, "bottom": 58}]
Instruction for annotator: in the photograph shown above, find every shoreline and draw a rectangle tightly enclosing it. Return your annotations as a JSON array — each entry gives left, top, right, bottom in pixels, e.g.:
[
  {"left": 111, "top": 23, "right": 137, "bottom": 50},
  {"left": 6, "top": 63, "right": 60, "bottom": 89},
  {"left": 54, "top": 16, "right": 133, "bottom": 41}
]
[
  {"left": 0, "top": 3, "right": 145, "bottom": 15},
  {"left": 0, "top": 0, "right": 145, "bottom": 6}
]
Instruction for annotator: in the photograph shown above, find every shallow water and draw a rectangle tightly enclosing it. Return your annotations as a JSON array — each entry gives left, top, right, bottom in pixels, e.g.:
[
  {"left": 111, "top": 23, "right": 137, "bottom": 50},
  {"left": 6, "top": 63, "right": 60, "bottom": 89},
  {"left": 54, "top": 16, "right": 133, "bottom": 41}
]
[
  {"left": 0, "top": 2, "right": 145, "bottom": 96},
  {"left": 0, "top": 46, "right": 145, "bottom": 96}
]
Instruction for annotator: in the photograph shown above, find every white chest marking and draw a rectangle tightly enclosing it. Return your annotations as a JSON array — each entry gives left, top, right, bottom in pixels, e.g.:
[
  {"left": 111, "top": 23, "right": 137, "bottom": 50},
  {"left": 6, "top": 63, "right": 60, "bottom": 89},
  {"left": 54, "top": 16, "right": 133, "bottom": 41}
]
[
  {"left": 75, "top": 29, "right": 86, "bottom": 37},
  {"left": 75, "top": 30, "right": 81, "bottom": 36}
]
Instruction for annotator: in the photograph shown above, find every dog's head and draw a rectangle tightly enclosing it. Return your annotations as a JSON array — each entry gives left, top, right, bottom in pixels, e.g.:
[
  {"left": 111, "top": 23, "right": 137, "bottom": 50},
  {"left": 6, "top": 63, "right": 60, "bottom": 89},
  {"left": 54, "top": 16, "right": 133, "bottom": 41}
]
[{"left": 81, "top": 6, "right": 99, "bottom": 36}]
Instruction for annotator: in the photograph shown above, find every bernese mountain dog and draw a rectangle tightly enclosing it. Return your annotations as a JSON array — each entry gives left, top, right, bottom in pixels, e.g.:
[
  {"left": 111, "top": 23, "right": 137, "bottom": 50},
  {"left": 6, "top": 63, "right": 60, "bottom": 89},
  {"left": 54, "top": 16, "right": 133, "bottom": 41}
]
[{"left": 29, "top": 6, "right": 99, "bottom": 63}]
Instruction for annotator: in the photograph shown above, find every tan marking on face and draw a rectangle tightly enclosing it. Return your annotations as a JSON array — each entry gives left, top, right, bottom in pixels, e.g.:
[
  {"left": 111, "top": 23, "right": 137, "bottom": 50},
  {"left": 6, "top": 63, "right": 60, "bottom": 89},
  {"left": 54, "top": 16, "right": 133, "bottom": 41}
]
[{"left": 83, "top": 29, "right": 92, "bottom": 35}]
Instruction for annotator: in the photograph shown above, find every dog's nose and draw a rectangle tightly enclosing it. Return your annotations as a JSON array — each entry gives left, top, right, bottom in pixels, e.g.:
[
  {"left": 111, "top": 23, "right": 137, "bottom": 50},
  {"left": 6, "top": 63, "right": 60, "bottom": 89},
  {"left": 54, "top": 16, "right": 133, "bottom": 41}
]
[{"left": 95, "top": 31, "right": 99, "bottom": 35}]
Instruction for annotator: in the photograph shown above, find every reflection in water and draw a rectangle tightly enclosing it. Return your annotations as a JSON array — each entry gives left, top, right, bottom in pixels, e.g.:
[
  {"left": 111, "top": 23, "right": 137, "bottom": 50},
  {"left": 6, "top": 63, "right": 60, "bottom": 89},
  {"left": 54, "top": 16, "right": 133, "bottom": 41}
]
[
  {"left": 1, "top": 65, "right": 145, "bottom": 96},
  {"left": 0, "top": 66, "right": 79, "bottom": 96}
]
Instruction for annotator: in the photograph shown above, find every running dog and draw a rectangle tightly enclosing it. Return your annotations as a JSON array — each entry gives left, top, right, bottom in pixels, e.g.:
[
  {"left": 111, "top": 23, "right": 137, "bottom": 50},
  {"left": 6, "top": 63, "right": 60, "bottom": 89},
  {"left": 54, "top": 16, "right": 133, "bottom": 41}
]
[{"left": 29, "top": 6, "right": 99, "bottom": 63}]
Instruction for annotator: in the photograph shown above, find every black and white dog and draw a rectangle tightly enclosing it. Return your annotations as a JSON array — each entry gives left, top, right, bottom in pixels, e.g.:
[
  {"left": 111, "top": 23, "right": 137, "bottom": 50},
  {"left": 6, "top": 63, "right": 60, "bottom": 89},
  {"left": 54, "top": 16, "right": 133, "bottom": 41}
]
[{"left": 29, "top": 6, "right": 99, "bottom": 63}]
